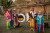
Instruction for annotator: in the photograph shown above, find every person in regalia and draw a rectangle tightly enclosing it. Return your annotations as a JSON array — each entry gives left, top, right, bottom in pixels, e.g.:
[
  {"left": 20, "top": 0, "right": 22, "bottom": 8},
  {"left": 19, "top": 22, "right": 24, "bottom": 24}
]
[
  {"left": 6, "top": 9, "right": 14, "bottom": 29},
  {"left": 5, "top": 9, "right": 11, "bottom": 29},
  {"left": 29, "top": 8, "right": 36, "bottom": 32},
  {"left": 10, "top": 9, "right": 14, "bottom": 29},
  {"left": 36, "top": 11, "right": 44, "bottom": 33},
  {"left": 13, "top": 9, "right": 18, "bottom": 28}
]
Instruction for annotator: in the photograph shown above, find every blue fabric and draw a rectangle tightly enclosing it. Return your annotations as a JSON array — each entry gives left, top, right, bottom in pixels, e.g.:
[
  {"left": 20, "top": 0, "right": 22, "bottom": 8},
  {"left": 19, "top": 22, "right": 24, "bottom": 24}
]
[
  {"left": 15, "top": 21, "right": 17, "bottom": 23},
  {"left": 0, "top": 8, "right": 3, "bottom": 14},
  {"left": 13, "top": 12, "right": 17, "bottom": 23},
  {"left": 38, "top": 24, "right": 41, "bottom": 32},
  {"left": 15, "top": 16, "right": 17, "bottom": 23},
  {"left": 15, "top": 17, "right": 17, "bottom": 19},
  {"left": 10, "top": 20, "right": 14, "bottom": 28},
  {"left": 36, "top": 15, "right": 44, "bottom": 24}
]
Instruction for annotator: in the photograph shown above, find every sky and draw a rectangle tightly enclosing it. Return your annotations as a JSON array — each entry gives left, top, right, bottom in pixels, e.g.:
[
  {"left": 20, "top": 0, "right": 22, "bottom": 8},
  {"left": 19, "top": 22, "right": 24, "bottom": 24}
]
[{"left": 12, "top": 0, "right": 15, "bottom": 2}]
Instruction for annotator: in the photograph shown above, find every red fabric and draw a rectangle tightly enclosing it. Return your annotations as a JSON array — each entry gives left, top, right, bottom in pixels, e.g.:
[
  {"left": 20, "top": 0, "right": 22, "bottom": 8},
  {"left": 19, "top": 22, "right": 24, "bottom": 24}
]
[
  {"left": 15, "top": 19, "right": 17, "bottom": 21},
  {"left": 6, "top": 11, "right": 10, "bottom": 18},
  {"left": 6, "top": 11, "right": 11, "bottom": 22},
  {"left": 17, "top": 14, "right": 18, "bottom": 17},
  {"left": 6, "top": 19, "right": 11, "bottom": 22},
  {"left": 41, "top": 24, "right": 43, "bottom": 33},
  {"left": 11, "top": 14, "right": 13, "bottom": 20},
  {"left": 36, "top": 23, "right": 38, "bottom": 32},
  {"left": 11, "top": 15, "right": 12, "bottom": 20}
]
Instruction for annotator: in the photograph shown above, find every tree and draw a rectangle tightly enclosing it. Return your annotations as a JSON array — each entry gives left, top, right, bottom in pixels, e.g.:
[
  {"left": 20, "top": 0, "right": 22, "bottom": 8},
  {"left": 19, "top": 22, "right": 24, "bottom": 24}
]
[
  {"left": 7, "top": 0, "right": 13, "bottom": 8},
  {"left": 0, "top": 0, "right": 13, "bottom": 9}
]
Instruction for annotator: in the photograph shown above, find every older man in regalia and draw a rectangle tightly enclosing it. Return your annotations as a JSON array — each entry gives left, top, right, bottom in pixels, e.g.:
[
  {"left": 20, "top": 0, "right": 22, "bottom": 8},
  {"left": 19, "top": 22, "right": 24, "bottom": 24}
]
[{"left": 29, "top": 8, "right": 36, "bottom": 32}]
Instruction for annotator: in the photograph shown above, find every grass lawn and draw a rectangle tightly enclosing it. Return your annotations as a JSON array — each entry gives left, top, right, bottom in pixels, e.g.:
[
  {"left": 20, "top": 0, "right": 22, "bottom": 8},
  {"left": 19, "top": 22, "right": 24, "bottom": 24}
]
[
  {"left": 44, "top": 19, "right": 50, "bottom": 21},
  {"left": 0, "top": 15, "right": 50, "bottom": 33}
]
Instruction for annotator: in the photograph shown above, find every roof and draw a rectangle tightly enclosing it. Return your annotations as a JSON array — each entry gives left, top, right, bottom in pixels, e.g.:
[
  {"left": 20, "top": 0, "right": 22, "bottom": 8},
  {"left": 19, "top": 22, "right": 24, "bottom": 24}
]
[{"left": 13, "top": 2, "right": 50, "bottom": 9}]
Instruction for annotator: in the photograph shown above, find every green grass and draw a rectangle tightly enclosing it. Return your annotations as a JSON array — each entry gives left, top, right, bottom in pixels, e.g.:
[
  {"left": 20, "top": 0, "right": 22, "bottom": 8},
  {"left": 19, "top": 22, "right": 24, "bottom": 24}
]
[
  {"left": 0, "top": 15, "right": 50, "bottom": 33},
  {"left": 44, "top": 19, "right": 50, "bottom": 21}
]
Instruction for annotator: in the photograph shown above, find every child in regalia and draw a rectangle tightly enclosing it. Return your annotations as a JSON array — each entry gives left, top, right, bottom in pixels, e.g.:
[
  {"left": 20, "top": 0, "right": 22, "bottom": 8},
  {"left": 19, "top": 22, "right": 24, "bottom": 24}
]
[
  {"left": 13, "top": 9, "right": 18, "bottom": 28},
  {"left": 5, "top": 9, "right": 11, "bottom": 30},
  {"left": 6, "top": 9, "right": 14, "bottom": 29},
  {"left": 36, "top": 11, "right": 44, "bottom": 33},
  {"left": 10, "top": 9, "right": 14, "bottom": 29}
]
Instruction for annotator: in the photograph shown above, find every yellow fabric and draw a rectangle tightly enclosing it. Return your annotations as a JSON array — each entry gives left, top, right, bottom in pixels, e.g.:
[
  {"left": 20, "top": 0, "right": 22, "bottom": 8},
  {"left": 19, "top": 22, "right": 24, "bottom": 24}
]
[{"left": 30, "top": 18, "right": 35, "bottom": 29}]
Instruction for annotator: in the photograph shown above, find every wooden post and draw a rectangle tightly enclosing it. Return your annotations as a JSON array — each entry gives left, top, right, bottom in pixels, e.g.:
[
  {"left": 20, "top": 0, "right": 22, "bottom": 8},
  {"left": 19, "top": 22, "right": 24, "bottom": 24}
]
[
  {"left": 47, "top": 10, "right": 48, "bottom": 20},
  {"left": 43, "top": 5, "right": 47, "bottom": 19},
  {"left": 43, "top": 5, "right": 48, "bottom": 20},
  {"left": 18, "top": 9, "right": 19, "bottom": 14}
]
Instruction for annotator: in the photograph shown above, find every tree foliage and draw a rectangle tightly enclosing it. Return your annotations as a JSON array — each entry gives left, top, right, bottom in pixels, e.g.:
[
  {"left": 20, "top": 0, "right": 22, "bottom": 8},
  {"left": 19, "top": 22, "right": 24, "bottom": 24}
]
[{"left": 0, "top": 0, "right": 13, "bottom": 9}]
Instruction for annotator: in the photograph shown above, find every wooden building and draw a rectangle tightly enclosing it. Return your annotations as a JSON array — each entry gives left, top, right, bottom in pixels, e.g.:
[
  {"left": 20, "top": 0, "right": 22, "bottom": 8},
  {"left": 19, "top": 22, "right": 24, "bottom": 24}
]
[{"left": 13, "top": 0, "right": 50, "bottom": 19}]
